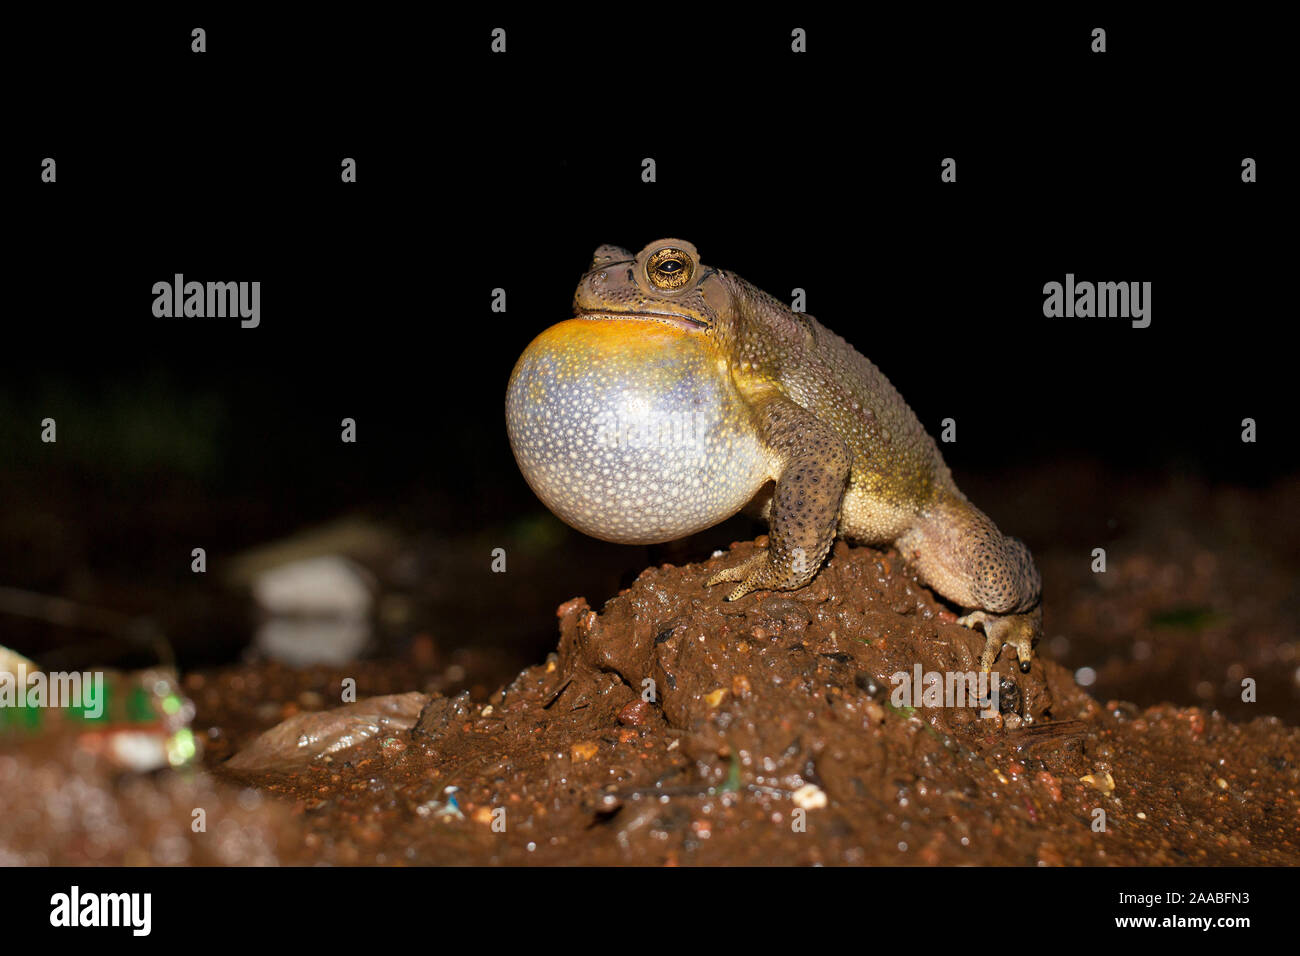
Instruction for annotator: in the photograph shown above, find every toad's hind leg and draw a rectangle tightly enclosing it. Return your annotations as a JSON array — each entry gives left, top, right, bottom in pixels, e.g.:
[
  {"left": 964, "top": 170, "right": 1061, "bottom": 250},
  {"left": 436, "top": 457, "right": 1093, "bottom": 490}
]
[{"left": 896, "top": 493, "right": 1042, "bottom": 672}]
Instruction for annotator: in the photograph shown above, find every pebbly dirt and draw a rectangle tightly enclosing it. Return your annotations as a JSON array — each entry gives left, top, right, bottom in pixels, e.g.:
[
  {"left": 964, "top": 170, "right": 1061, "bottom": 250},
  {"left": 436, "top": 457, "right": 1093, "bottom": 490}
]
[
  {"left": 4, "top": 472, "right": 1298, "bottom": 866},
  {"left": 199, "top": 540, "right": 1297, "bottom": 866}
]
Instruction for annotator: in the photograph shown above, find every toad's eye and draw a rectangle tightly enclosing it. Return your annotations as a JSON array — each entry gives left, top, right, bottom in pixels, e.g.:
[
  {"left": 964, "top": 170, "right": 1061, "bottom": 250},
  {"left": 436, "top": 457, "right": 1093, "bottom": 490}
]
[{"left": 646, "top": 248, "right": 695, "bottom": 290}]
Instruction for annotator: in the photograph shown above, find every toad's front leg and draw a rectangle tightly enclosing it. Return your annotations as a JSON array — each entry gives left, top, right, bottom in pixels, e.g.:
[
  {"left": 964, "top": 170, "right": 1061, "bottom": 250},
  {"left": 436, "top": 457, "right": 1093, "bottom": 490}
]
[{"left": 706, "top": 395, "right": 850, "bottom": 601}]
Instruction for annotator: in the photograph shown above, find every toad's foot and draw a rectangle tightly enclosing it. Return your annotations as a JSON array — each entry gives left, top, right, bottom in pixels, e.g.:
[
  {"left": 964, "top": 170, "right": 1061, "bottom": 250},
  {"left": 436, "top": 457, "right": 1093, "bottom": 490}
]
[
  {"left": 958, "top": 607, "right": 1041, "bottom": 673},
  {"left": 705, "top": 539, "right": 823, "bottom": 602},
  {"left": 705, "top": 551, "right": 771, "bottom": 602}
]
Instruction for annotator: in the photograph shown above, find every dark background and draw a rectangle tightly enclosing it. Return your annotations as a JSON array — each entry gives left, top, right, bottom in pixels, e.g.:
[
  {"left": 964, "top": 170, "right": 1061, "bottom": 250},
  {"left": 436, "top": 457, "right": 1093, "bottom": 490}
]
[{"left": 2, "top": 10, "right": 1289, "bottom": 666}]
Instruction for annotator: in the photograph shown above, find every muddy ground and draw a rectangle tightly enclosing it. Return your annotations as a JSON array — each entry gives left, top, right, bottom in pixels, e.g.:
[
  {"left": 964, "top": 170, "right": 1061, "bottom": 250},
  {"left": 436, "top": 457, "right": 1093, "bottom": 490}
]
[{"left": 3, "top": 468, "right": 1297, "bottom": 865}]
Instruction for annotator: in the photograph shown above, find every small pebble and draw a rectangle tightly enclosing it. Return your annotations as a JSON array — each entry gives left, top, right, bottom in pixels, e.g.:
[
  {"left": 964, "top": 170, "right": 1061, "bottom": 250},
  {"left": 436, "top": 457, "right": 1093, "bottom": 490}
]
[
  {"left": 1080, "top": 771, "right": 1115, "bottom": 793},
  {"left": 570, "top": 741, "right": 599, "bottom": 761},
  {"left": 791, "top": 783, "right": 827, "bottom": 810},
  {"left": 618, "top": 699, "right": 652, "bottom": 726}
]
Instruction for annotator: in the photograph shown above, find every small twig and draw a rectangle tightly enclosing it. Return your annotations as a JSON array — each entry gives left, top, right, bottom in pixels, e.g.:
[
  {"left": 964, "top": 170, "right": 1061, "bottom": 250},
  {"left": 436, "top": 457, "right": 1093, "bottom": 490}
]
[
  {"left": 542, "top": 676, "right": 574, "bottom": 710},
  {"left": 0, "top": 585, "right": 174, "bottom": 669}
]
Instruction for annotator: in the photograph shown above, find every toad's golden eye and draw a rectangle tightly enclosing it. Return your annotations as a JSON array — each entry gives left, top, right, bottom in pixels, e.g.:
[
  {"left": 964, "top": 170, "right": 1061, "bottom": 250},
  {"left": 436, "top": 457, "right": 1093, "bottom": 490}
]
[{"left": 645, "top": 248, "right": 695, "bottom": 290}]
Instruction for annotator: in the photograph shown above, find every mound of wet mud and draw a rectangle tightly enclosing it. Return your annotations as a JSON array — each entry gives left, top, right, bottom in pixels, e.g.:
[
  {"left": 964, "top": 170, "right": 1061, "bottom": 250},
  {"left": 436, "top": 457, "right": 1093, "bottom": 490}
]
[{"left": 205, "top": 540, "right": 1300, "bottom": 866}]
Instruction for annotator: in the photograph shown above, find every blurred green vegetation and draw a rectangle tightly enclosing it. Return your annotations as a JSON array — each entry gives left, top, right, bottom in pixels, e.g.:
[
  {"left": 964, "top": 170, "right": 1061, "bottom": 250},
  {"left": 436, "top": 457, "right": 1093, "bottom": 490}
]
[{"left": 1, "top": 375, "right": 228, "bottom": 482}]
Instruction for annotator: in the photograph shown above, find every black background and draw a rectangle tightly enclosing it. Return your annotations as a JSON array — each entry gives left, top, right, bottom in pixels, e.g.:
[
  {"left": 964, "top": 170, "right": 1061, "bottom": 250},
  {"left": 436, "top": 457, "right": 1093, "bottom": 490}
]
[{"left": 2, "top": 9, "right": 1289, "bottom": 636}]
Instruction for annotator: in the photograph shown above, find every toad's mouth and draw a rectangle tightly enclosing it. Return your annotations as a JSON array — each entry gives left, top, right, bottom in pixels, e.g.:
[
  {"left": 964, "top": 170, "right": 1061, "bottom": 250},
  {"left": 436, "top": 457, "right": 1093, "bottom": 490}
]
[{"left": 573, "top": 308, "right": 709, "bottom": 331}]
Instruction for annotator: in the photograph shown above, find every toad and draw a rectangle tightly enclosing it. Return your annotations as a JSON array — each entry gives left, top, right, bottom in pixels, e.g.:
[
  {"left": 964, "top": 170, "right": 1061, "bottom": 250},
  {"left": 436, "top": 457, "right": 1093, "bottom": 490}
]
[{"left": 505, "top": 240, "right": 1041, "bottom": 671}]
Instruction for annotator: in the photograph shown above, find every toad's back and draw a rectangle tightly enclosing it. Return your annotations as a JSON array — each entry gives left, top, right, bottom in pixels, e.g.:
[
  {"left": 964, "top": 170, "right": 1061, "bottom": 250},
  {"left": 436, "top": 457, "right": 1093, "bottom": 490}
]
[{"left": 723, "top": 278, "right": 955, "bottom": 545}]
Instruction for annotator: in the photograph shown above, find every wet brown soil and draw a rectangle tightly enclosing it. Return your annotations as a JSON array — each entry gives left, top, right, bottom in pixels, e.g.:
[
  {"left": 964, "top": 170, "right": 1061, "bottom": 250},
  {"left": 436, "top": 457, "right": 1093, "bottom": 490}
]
[
  {"left": 3, "top": 471, "right": 1298, "bottom": 865},
  {"left": 205, "top": 540, "right": 1299, "bottom": 865}
]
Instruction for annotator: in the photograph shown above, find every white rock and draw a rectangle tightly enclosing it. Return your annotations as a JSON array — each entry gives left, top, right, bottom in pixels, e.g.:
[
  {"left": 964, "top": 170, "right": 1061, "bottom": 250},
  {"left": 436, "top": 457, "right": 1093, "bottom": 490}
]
[
  {"left": 791, "top": 783, "right": 828, "bottom": 810},
  {"left": 252, "top": 555, "right": 374, "bottom": 617}
]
